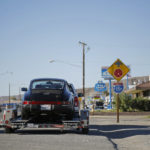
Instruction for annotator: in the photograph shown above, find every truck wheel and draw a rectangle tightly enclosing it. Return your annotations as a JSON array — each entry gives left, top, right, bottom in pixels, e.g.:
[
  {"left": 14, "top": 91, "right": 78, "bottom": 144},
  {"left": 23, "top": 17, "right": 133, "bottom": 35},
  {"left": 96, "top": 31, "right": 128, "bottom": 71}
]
[
  {"left": 82, "top": 127, "right": 89, "bottom": 134},
  {"left": 5, "top": 127, "right": 15, "bottom": 134}
]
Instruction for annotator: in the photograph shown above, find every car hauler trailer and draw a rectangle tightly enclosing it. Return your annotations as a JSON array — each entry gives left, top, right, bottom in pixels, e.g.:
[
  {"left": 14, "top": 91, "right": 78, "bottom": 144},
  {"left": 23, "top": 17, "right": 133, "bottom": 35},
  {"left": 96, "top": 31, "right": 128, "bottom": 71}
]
[{"left": 0, "top": 105, "right": 89, "bottom": 134}]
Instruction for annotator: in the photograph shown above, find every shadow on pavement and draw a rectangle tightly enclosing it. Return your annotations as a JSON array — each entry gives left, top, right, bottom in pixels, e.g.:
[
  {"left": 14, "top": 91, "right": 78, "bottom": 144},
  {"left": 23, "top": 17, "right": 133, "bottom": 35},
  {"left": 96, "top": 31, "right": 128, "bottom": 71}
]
[
  {"left": 0, "top": 128, "right": 81, "bottom": 135},
  {"left": 89, "top": 124, "right": 150, "bottom": 139},
  {"left": 89, "top": 124, "right": 150, "bottom": 150}
]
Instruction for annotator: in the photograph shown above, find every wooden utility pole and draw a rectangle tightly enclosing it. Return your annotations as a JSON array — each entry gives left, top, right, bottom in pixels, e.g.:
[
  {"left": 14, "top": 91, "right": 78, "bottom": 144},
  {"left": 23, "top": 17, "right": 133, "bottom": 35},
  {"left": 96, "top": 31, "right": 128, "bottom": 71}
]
[
  {"left": 79, "top": 41, "right": 87, "bottom": 108},
  {"left": 116, "top": 93, "right": 120, "bottom": 123},
  {"left": 9, "top": 83, "right": 10, "bottom": 107}
]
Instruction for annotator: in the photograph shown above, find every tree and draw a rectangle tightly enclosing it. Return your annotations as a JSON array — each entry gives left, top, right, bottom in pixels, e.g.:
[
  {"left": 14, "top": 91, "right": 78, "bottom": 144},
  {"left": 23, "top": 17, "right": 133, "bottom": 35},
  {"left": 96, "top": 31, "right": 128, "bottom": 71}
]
[{"left": 114, "top": 93, "right": 132, "bottom": 112}]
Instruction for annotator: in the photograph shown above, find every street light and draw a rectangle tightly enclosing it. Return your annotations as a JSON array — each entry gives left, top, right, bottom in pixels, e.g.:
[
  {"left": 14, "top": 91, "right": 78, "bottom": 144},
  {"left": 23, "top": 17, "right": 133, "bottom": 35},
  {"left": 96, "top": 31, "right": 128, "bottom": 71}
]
[
  {"left": 49, "top": 59, "right": 81, "bottom": 68},
  {"left": 49, "top": 60, "right": 55, "bottom": 63}
]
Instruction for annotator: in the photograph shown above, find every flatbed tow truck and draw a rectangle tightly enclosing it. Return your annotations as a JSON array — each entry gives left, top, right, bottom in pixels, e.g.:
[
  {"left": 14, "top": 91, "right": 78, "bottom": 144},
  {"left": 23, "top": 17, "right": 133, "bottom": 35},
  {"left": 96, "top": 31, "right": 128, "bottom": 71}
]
[{"left": 0, "top": 105, "right": 89, "bottom": 134}]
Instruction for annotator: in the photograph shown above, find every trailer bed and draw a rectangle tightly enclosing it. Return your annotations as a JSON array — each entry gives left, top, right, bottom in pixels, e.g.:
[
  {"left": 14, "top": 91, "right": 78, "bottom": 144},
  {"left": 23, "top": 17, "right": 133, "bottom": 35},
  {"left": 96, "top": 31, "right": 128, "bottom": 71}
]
[{"left": 0, "top": 108, "right": 89, "bottom": 134}]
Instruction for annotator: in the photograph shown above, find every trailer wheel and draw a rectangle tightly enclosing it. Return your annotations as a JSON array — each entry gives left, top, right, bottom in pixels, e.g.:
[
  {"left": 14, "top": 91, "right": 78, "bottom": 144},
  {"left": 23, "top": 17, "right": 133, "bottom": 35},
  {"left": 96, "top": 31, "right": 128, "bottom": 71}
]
[
  {"left": 76, "top": 128, "right": 80, "bottom": 131},
  {"left": 12, "top": 110, "right": 17, "bottom": 119},
  {"left": 82, "top": 127, "right": 89, "bottom": 134},
  {"left": 5, "top": 127, "right": 15, "bottom": 134}
]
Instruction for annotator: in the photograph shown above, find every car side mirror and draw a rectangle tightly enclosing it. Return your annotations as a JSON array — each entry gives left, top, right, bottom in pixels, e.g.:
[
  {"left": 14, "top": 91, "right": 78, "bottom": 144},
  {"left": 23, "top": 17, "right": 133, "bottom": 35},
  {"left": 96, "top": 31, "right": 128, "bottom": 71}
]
[{"left": 21, "top": 87, "right": 28, "bottom": 92}]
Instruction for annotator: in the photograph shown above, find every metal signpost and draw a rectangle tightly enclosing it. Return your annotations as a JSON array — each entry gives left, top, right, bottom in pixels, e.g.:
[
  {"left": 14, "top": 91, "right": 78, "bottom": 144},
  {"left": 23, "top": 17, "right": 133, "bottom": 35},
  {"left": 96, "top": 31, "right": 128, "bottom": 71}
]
[
  {"left": 108, "top": 59, "right": 130, "bottom": 123},
  {"left": 126, "top": 66, "right": 131, "bottom": 90},
  {"left": 101, "top": 67, "right": 114, "bottom": 109}
]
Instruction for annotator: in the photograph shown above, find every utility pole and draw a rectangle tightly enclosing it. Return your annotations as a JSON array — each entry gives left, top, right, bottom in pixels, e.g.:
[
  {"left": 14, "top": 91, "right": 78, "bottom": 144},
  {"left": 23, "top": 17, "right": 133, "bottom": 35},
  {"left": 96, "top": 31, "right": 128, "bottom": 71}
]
[
  {"left": 9, "top": 83, "right": 10, "bottom": 107},
  {"left": 19, "top": 87, "right": 21, "bottom": 102},
  {"left": 79, "top": 41, "right": 87, "bottom": 108}
]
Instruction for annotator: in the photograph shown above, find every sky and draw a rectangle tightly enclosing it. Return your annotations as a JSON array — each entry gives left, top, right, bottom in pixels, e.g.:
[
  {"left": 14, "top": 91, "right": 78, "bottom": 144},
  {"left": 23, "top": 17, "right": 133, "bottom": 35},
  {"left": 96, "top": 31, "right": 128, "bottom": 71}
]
[{"left": 0, "top": 0, "right": 150, "bottom": 96}]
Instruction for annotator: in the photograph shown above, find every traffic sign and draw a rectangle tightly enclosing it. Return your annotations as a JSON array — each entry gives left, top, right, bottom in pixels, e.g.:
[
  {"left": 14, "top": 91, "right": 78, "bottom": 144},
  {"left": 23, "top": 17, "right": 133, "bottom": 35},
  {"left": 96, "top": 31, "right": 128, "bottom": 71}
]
[
  {"left": 94, "top": 81, "right": 107, "bottom": 92},
  {"left": 101, "top": 66, "right": 114, "bottom": 79},
  {"left": 107, "top": 59, "right": 130, "bottom": 81},
  {"left": 113, "top": 83, "right": 124, "bottom": 94}
]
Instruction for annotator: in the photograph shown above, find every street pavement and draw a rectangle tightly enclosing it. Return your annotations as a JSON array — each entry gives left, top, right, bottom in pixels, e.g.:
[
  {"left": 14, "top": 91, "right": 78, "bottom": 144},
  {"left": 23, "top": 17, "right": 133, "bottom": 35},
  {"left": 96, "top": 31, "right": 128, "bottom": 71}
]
[
  {"left": 0, "top": 115, "right": 150, "bottom": 150},
  {"left": 90, "top": 115, "right": 150, "bottom": 150}
]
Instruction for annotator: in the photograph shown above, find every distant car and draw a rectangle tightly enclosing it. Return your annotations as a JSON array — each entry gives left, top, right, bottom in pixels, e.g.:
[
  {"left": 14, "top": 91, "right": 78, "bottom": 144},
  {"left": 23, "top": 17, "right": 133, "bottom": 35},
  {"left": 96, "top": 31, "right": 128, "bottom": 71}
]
[
  {"left": 94, "top": 106, "right": 104, "bottom": 110},
  {"left": 104, "top": 105, "right": 108, "bottom": 109},
  {"left": 21, "top": 78, "right": 78, "bottom": 121}
]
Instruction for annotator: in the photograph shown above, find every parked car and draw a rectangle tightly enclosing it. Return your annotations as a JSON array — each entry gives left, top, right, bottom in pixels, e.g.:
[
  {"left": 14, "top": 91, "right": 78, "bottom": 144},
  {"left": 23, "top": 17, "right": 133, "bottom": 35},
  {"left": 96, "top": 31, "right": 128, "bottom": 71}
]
[
  {"left": 21, "top": 78, "right": 78, "bottom": 121},
  {"left": 94, "top": 106, "right": 104, "bottom": 110}
]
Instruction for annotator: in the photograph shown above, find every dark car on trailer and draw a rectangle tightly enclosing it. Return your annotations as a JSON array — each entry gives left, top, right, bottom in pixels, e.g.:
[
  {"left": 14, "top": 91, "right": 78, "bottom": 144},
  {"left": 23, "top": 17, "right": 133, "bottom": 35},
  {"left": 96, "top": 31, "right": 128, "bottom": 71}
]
[
  {"left": 21, "top": 78, "right": 79, "bottom": 122},
  {"left": 68, "top": 83, "right": 80, "bottom": 116}
]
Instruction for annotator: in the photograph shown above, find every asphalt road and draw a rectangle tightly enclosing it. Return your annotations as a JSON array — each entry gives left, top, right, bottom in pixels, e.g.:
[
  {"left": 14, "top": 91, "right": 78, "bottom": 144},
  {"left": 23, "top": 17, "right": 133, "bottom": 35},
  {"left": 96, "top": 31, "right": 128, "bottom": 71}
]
[{"left": 0, "top": 115, "right": 150, "bottom": 150}]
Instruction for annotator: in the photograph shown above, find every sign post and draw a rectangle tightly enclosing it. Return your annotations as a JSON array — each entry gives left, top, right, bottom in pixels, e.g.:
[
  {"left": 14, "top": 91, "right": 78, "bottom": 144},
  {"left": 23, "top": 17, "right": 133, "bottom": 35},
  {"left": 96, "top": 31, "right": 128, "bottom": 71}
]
[
  {"left": 108, "top": 79, "right": 112, "bottom": 109},
  {"left": 101, "top": 66, "right": 114, "bottom": 109},
  {"left": 116, "top": 93, "right": 119, "bottom": 122},
  {"left": 113, "top": 82, "right": 124, "bottom": 122},
  {"left": 108, "top": 59, "right": 130, "bottom": 123}
]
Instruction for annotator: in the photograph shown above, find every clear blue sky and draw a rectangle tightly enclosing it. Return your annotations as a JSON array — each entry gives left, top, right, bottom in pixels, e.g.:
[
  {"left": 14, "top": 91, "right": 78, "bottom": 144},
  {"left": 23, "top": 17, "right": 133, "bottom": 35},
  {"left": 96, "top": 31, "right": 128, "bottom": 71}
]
[{"left": 0, "top": 0, "right": 150, "bottom": 96}]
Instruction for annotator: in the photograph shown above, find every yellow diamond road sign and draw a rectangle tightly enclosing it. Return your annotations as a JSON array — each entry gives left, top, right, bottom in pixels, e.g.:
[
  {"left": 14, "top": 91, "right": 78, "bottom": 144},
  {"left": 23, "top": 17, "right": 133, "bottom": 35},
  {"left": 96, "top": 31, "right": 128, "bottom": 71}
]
[{"left": 107, "top": 59, "right": 130, "bottom": 81}]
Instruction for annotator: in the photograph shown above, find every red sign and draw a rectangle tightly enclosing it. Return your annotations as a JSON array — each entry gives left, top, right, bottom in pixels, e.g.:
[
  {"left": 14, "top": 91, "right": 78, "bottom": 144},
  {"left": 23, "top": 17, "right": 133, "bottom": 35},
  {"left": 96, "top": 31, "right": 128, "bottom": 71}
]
[{"left": 114, "top": 69, "right": 123, "bottom": 78}]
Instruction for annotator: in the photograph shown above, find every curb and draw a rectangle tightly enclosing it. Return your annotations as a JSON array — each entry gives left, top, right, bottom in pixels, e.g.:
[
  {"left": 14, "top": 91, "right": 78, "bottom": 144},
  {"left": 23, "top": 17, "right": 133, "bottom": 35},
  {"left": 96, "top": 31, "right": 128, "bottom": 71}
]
[{"left": 90, "top": 112, "right": 150, "bottom": 116}]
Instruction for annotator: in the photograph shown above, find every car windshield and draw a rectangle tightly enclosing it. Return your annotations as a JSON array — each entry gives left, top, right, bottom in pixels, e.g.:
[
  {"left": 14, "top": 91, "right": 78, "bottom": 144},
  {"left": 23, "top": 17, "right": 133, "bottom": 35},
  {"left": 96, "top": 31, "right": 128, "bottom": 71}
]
[{"left": 31, "top": 80, "right": 65, "bottom": 90}]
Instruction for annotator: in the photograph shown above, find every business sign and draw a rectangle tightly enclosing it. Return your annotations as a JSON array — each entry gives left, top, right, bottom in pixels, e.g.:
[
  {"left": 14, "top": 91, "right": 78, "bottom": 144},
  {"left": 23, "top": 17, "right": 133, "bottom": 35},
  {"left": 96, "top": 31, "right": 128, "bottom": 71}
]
[
  {"left": 113, "top": 83, "right": 124, "bottom": 94},
  {"left": 94, "top": 81, "right": 107, "bottom": 92},
  {"left": 107, "top": 59, "right": 130, "bottom": 82},
  {"left": 101, "top": 66, "right": 114, "bottom": 79}
]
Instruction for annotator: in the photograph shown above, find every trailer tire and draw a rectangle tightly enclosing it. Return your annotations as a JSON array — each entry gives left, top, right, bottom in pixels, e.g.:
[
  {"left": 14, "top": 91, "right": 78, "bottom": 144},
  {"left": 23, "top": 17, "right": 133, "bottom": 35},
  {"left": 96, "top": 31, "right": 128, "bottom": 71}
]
[
  {"left": 5, "top": 127, "right": 15, "bottom": 134},
  {"left": 12, "top": 110, "right": 17, "bottom": 119},
  {"left": 76, "top": 128, "right": 80, "bottom": 131},
  {"left": 21, "top": 110, "right": 30, "bottom": 120},
  {"left": 82, "top": 127, "right": 89, "bottom": 134}
]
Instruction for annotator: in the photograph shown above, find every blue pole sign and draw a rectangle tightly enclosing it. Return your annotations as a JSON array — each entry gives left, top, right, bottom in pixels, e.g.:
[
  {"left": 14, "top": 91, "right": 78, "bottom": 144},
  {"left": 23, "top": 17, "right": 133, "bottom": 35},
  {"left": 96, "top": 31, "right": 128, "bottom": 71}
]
[
  {"left": 113, "top": 83, "right": 124, "bottom": 94},
  {"left": 94, "top": 81, "right": 107, "bottom": 92}
]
